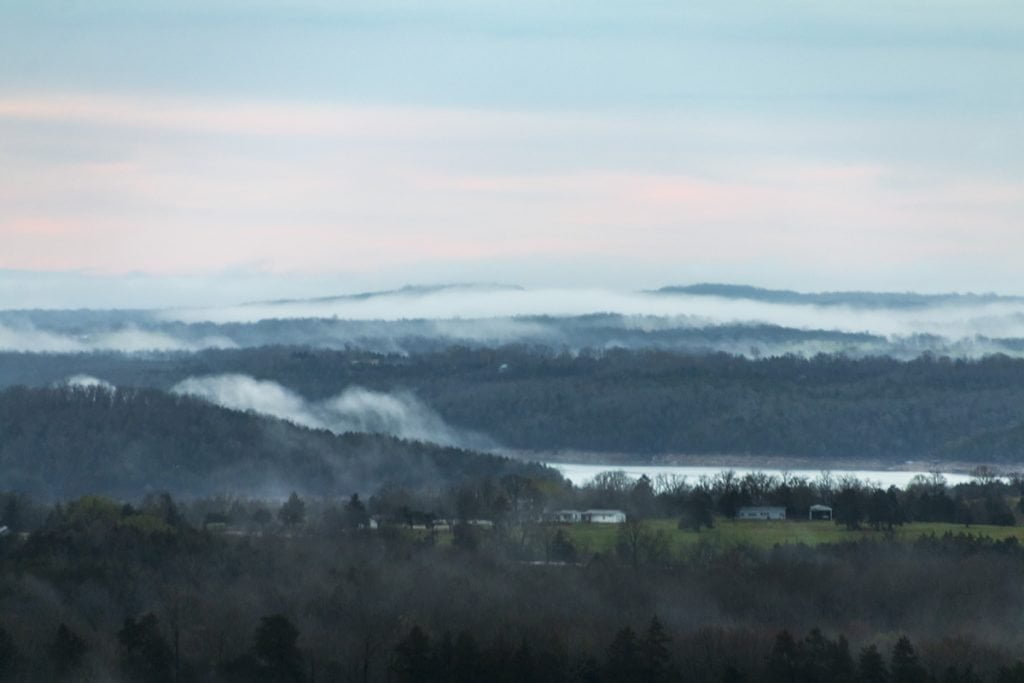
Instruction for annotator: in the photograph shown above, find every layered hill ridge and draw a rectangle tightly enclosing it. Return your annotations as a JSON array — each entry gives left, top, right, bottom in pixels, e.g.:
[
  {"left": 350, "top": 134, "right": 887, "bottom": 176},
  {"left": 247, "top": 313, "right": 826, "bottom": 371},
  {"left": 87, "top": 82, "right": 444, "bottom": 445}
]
[
  {"left": 0, "top": 385, "right": 557, "bottom": 500},
  {"left": 655, "top": 283, "right": 1023, "bottom": 308},
  {"left": 3, "top": 351, "right": 1024, "bottom": 464},
  {"left": 5, "top": 282, "right": 1024, "bottom": 357}
]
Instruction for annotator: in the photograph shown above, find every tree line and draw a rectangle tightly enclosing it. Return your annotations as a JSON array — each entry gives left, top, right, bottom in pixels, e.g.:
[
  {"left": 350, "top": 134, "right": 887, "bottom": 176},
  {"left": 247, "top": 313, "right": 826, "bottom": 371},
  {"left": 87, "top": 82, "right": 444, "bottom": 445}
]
[{"left": 566, "top": 468, "right": 1023, "bottom": 529}]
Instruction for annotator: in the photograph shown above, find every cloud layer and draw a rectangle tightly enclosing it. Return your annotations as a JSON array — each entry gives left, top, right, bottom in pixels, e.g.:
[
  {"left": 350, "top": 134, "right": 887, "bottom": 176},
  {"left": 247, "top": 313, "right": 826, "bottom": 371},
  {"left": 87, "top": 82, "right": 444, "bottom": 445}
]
[
  {"left": 171, "top": 374, "right": 493, "bottom": 449},
  {"left": 162, "top": 286, "right": 1024, "bottom": 341},
  {"left": 0, "top": 322, "right": 236, "bottom": 353},
  {"left": 4, "top": 284, "right": 1024, "bottom": 358}
]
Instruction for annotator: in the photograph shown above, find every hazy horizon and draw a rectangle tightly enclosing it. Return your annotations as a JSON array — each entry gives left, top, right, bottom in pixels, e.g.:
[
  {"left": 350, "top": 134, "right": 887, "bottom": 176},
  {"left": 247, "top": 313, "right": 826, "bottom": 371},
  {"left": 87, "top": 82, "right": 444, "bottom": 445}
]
[
  {"left": 4, "top": 2, "right": 1023, "bottom": 306},
  {"left": 6, "top": 270, "right": 1024, "bottom": 312}
]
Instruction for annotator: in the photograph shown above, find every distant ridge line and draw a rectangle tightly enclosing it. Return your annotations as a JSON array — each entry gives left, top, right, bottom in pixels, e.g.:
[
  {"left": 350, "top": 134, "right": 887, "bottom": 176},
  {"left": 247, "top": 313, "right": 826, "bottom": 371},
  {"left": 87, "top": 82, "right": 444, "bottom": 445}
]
[
  {"left": 243, "top": 282, "right": 526, "bottom": 306},
  {"left": 655, "top": 283, "right": 1023, "bottom": 308}
]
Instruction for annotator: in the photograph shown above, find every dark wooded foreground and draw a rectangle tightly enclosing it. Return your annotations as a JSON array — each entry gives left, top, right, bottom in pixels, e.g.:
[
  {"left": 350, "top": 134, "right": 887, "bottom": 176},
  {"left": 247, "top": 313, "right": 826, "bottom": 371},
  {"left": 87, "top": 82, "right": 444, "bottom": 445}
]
[{"left": 3, "top": 491, "right": 1024, "bottom": 681}]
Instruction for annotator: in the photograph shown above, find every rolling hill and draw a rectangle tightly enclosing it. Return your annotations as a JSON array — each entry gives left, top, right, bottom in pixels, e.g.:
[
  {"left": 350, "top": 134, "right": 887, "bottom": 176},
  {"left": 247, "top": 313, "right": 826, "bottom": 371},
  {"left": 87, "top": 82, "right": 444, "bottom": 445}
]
[{"left": 0, "top": 384, "right": 558, "bottom": 500}]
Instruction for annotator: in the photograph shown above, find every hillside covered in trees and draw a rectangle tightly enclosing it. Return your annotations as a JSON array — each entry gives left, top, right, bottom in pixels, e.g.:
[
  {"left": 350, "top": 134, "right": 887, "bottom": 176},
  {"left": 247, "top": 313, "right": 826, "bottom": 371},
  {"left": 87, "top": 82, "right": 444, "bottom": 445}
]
[
  {"left": 4, "top": 348, "right": 1024, "bottom": 463},
  {"left": 0, "top": 385, "right": 558, "bottom": 500}
]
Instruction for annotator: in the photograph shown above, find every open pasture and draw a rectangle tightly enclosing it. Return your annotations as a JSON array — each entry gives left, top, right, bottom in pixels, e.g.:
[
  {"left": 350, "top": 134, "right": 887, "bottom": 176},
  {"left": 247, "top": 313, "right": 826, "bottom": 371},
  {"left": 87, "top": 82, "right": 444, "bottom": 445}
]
[{"left": 560, "top": 518, "right": 1024, "bottom": 555}]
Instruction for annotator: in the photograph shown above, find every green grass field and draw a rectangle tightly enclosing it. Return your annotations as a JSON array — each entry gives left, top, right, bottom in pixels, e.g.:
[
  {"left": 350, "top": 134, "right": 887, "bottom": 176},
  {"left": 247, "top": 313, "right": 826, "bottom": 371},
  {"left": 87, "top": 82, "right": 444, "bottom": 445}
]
[{"left": 560, "top": 518, "right": 1024, "bottom": 555}]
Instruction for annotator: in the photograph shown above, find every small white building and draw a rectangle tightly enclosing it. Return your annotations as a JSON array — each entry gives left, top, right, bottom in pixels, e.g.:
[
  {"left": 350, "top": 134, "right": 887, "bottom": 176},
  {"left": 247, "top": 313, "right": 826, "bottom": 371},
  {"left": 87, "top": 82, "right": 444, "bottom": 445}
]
[
  {"left": 550, "top": 510, "right": 583, "bottom": 524},
  {"left": 737, "top": 506, "right": 786, "bottom": 521},
  {"left": 582, "top": 509, "right": 627, "bottom": 524},
  {"left": 809, "top": 504, "right": 833, "bottom": 521}
]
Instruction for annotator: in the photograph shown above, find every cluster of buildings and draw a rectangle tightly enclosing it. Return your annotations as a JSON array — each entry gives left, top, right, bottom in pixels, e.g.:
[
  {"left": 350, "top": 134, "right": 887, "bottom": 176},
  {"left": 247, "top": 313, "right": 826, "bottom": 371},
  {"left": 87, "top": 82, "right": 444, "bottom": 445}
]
[
  {"left": 735, "top": 505, "right": 833, "bottom": 521},
  {"left": 547, "top": 506, "right": 834, "bottom": 525}
]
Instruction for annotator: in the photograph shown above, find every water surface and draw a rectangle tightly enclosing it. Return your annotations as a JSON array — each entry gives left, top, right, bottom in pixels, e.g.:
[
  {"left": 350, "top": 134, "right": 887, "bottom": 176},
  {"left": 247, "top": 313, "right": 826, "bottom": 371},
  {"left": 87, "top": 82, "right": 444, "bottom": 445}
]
[{"left": 550, "top": 463, "right": 977, "bottom": 489}]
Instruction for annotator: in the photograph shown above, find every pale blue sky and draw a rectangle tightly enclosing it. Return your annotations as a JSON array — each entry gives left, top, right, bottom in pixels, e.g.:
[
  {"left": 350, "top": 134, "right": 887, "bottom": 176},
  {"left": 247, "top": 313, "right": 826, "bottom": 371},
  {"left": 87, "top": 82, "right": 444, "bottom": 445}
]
[
  {"left": 5, "top": 1, "right": 1022, "bottom": 111},
  {"left": 2, "top": 1, "right": 1023, "bottom": 306}
]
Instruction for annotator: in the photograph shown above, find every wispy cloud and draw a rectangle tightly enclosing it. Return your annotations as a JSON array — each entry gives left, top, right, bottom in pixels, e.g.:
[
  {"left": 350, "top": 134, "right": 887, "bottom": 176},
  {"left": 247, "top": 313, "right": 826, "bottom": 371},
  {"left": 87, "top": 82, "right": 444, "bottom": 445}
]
[
  {"left": 172, "top": 374, "right": 494, "bottom": 448},
  {"left": 63, "top": 374, "right": 115, "bottom": 390},
  {"left": 4, "top": 92, "right": 1021, "bottom": 284},
  {"left": 0, "top": 94, "right": 583, "bottom": 140}
]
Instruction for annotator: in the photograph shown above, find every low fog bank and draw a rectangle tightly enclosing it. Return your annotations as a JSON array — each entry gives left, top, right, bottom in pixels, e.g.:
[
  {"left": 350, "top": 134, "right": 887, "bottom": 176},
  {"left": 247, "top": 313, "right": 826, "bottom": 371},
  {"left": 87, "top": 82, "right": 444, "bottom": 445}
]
[
  {"left": 62, "top": 374, "right": 115, "bottom": 390},
  {"left": 0, "top": 320, "right": 236, "bottom": 353},
  {"left": 171, "top": 374, "right": 495, "bottom": 450},
  {"left": 160, "top": 284, "right": 1024, "bottom": 340},
  {"left": 5, "top": 284, "right": 1024, "bottom": 358},
  {"left": 1, "top": 316, "right": 1022, "bottom": 360}
]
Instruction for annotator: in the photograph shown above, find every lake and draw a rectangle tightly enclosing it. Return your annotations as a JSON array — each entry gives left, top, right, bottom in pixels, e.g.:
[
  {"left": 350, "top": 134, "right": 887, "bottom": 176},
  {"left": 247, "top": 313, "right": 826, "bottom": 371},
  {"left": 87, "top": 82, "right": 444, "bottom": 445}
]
[{"left": 548, "top": 463, "right": 978, "bottom": 489}]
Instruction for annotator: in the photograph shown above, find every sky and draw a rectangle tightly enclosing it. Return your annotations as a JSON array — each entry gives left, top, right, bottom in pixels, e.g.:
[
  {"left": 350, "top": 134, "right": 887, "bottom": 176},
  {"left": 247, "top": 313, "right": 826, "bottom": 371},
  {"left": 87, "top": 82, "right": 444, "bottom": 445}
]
[{"left": 2, "top": 1, "right": 1023, "bottom": 308}]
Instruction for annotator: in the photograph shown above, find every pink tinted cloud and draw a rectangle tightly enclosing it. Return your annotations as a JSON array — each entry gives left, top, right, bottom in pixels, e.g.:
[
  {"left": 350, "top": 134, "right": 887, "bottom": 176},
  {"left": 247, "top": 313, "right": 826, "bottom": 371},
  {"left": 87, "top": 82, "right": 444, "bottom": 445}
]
[
  {"left": 3, "top": 93, "right": 1022, "bottom": 277},
  {"left": 0, "top": 93, "right": 585, "bottom": 141},
  {"left": 0, "top": 161, "right": 1008, "bottom": 274}
]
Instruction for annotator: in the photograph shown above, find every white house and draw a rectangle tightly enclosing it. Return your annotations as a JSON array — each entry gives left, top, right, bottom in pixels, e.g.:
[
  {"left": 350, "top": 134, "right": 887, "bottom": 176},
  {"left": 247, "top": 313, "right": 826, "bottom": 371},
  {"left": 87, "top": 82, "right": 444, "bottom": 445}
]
[
  {"left": 550, "top": 510, "right": 582, "bottom": 523},
  {"left": 582, "top": 509, "right": 627, "bottom": 524},
  {"left": 737, "top": 506, "right": 786, "bottom": 520}
]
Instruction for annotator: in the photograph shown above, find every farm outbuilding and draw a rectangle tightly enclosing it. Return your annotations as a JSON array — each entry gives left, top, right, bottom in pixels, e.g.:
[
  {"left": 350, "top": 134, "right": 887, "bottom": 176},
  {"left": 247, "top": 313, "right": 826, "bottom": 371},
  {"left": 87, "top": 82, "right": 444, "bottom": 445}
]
[
  {"left": 809, "top": 505, "right": 833, "bottom": 521},
  {"left": 737, "top": 506, "right": 786, "bottom": 520}
]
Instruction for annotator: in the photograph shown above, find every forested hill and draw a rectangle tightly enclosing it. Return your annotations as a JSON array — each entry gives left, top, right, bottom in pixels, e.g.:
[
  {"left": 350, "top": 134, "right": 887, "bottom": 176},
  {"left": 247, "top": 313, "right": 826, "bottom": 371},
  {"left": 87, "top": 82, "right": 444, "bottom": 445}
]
[
  {"left": 0, "top": 385, "right": 558, "bottom": 500},
  {"left": 3, "top": 349, "right": 1024, "bottom": 462}
]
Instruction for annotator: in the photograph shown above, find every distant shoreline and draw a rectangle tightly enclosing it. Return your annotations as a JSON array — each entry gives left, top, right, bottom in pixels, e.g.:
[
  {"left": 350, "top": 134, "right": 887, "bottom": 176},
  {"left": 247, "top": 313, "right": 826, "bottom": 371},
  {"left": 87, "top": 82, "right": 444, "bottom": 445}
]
[{"left": 498, "top": 449, "right": 1024, "bottom": 476}]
